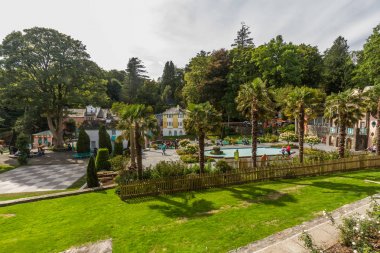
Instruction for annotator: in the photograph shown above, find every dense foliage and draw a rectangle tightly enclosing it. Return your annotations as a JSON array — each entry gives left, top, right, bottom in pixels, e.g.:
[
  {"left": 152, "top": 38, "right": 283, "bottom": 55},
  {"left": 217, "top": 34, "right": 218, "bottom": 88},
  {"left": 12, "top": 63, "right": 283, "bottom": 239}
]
[
  {"left": 86, "top": 156, "right": 99, "bottom": 188},
  {"left": 76, "top": 128, "right": 90, "bottom": 153},
  {"left": 95, "top": 148, "right": 111, "bottom": 171},
  {"left": 98, "top": 125, "right": 112, "bottom": 154}
]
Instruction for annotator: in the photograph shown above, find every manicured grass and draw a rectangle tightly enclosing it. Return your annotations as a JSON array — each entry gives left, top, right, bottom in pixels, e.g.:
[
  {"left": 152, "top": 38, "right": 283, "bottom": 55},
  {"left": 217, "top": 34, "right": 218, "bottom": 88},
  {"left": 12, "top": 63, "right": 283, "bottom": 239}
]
[
  {"left": 0, "top": 169, "right": 379, "bottom": 253},
  {"left": 0, "top": 164, "right": 15, "bottom": 174}
]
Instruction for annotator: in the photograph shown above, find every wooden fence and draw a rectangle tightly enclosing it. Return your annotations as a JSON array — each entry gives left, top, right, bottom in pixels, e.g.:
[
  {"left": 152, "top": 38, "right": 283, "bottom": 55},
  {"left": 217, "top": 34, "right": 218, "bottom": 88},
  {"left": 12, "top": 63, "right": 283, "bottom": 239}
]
[{"left": 119, "top": 155, "right": 380, "bottom": 199}]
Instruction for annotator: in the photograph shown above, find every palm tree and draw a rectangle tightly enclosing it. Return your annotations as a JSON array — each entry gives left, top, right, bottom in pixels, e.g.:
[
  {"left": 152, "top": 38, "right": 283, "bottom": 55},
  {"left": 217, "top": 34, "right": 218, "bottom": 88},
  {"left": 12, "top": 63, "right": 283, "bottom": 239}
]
[
  {"left": 284, "top": 87, "right": 325, "bottom": 163},
  {"left": 184, "top": 102, "right": 221, "bottom": 173},
  {"left": 236, "top": 78, "right": 274, "bottom": 168},
  {"left": 324, "top": 89, "right": 364, "bottom": 158},
  {"left": 112, "top": 103, "right": 137, "bottom": 170},
  {"left": 363, "top": 84, "right": 380, "bottom": 155}
]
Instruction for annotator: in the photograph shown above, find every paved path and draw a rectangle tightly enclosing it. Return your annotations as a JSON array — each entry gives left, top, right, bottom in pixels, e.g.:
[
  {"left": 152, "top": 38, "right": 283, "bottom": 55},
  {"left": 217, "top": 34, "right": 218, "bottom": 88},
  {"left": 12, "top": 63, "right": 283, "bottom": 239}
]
[
  {"left": 0, "top": 164, "right": 86, "bottom": 193},
  {"left": 142, "top": 149, "right": 180, "bottom": 167},
  {"left": 232, "top": 193, "right": 380, "bottom": 253}
]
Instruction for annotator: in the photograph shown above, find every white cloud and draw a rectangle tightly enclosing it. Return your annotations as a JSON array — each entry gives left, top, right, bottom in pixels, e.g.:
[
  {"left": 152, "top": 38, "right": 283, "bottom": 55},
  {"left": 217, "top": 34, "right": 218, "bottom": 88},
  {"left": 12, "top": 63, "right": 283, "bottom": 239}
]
[{"left": 0, "top": 0, "right": 379, "bottom": 78}]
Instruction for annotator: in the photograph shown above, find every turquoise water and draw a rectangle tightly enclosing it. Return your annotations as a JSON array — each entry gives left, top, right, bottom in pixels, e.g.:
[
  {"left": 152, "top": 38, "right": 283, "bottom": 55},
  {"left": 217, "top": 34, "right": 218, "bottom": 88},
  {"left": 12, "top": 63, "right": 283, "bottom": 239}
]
[{"left": 205, "top": 147, "right": 282, "bottom": 158}]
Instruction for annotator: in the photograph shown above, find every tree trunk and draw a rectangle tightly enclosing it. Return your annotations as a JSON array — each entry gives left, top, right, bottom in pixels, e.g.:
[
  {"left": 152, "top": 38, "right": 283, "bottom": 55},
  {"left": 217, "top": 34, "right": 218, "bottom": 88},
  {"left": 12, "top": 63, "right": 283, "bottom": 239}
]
[
  {"left": 251, "top": 103, "right": 258, "bottom": 168},
  {"left": 339, "top": 115, "right": 347, "bottom": 159},
  {"left": 135, "top": 123, "right": 143, "bottom": 179},
  {"left": 299, "top": 104, "right": 305, "bottom": 163},
  {"left": 129, "top": 126, "right": 137, "bottom": 169},
  {"left": 47, "top": 115, "right": 64, "bottom": 148},
  {"left": 377, "top": 99, "right": 380, "bottom": 156},
  {"left": 199, "top": 132, "right": 205, "bottom": 173}
]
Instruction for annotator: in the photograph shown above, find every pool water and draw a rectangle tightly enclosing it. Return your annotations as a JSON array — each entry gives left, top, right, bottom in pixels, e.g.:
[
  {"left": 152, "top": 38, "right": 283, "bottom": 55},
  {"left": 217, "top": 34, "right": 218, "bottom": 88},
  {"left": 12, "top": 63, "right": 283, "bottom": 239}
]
[{"left": 205, "top": 147, "right": 282, "bottom": 158}]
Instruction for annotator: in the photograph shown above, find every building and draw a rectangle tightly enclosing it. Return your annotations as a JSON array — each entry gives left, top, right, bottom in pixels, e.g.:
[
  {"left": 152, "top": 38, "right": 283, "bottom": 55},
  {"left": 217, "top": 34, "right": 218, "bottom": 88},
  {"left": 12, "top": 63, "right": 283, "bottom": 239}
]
[
  {"left": 162, "top": 106, "right": 186, "bottom": 137},
  {"left": 65, "top": 105, "right": 116, "bottom": 126},
  {"left": 32, "top": 130, "right": 54, "bottom": 148},
  {"left": 85, "top": 129, "right": 128, "bottom": 150}
]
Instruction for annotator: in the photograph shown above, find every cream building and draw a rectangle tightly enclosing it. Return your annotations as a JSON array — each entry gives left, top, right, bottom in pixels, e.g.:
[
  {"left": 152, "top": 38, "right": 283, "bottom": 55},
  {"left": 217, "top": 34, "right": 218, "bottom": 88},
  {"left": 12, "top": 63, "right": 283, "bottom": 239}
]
[{"left": 162, "top": 106, "right": 186, "bottom": 136}]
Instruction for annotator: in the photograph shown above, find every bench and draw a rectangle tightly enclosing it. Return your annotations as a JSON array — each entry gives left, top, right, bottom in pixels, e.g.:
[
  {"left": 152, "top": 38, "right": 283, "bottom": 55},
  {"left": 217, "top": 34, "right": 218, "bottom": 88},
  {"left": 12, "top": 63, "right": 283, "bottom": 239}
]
[{"left": 73, "top": 152, "right": 91, "bottom": 159}]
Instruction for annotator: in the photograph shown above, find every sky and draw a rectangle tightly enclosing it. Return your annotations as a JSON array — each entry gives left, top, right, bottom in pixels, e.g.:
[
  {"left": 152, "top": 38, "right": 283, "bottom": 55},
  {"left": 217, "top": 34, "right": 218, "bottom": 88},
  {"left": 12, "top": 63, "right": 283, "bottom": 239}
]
[{"left": 0, "top": 0, "right": 379, "bottom": 79}]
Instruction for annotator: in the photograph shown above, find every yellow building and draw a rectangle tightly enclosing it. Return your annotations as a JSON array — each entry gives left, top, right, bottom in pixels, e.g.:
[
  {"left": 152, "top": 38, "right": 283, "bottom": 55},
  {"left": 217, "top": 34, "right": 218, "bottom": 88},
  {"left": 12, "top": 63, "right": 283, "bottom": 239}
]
[{"left": 162, "top": 106, "right": 186, "bottom": 136}]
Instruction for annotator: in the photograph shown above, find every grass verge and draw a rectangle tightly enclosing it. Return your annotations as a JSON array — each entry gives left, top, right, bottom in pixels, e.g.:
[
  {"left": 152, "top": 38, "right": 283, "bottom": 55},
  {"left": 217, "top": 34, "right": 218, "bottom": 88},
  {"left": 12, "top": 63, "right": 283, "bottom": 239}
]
[{"left": 0, "top": 169, "right": 379, "bottom": 253}]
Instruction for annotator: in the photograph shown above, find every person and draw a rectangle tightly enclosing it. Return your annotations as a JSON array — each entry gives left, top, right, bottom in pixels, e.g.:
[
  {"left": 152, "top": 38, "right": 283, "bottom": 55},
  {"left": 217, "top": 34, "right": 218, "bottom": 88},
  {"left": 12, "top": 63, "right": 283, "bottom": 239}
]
[
  {"left": 174, "top": 139, "right": 178, "bottom": 149},
  {"left": 67, "top": 143, "right": 72, "bottom": 151},
  {"left": 260, "top": 154, "right": 268, "bottom": 167},
  {"left": 161, "top": 143, "right": 167, "bottom": 156},
  {"left": 281, "top": 146, "right": 286, "bottom": 157},
  {"left": 286, "top": 145, "right": 291, "bottom": 156},
  {"left": 234, "top": 149, "right": 239, "bottom": 161}
]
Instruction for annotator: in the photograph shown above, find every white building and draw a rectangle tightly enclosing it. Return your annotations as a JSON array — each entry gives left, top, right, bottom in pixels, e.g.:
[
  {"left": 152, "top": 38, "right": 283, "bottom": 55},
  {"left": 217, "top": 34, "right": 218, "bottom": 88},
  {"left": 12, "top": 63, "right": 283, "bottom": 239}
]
[
  {"left": 85, "top": 129, "right": 128, "bottom": 150},
  {"left": 162, "top": 106, "right": 187, "bottom": 137}
]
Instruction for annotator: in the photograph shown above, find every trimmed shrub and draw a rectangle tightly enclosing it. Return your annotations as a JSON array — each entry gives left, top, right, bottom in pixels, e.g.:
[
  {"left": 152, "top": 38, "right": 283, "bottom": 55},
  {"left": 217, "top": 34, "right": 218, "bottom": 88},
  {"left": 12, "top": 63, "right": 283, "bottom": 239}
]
[
  {"left": 16, "top": 133, "right": 30, "bottom": 165},
  {"left": 279, "top": 132, "right": 297, "bottom": 144},
  {"left": 77, "top": 127, "right": 90, "bottom": 153},
  {"left": 179, "top": 139, "right": 190, "bottom": 148},
  {"left": 95, "top": 148, "right": 111, "bottom": 171},
  {"left": 180, "top": 154, "right": 199, "bottom": 163},
  {"left": 258, "top": 134, "right": 279, "bottom": 143},
  {"left": 305, "top": 136, "right": 321, "bottom": 149},
  {"left": 215, "top": 160, "right": 233, "bottom": 173},
  {"left": 113, "top": 140, "right": 123, "bottom": 156},
  {"left": 184, "top": 144, "right": 198, "bottom": 154},
  {"left": 86, "top": 156, "right": 99, "bottom": 187},
  {"left": 210, "top": 146, "right": 223, "bottom": 155},
  {"left": 99, "top": 125, "right": 112, "bottom": 154}
]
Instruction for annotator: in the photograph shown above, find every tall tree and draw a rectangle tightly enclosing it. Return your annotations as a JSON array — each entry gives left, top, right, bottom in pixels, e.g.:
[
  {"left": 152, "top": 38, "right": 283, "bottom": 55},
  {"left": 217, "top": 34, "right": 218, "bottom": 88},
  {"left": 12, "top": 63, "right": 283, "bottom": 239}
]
[
  {"left": 0, "top": 27, "right": 107, "bottom": 148},
  {"left": 324, "top": 89, "right": 364, "bottom": 158},
  {"left": 322, "top": 36, "right": 354, "bottom": 94},
  {"left": 252, "top": 35, "right": 302, "bottom": 88},
  {"left": 283, "top": 87, "right": 325, "bottom": 162},
  {"left": 297, "top": 44, "right": 323, "bottom": 88},
  {"left": 123, "top": 57, "right": 148, "bottom": 103},
  {"left": 231, "top": 22, "right": 255, "bottom": 48},
  {"left": 184, "top": 102, "right": 221, "bottom": 173},
  {"left": 182, "top": 51, "right": 210, "bottom": 104},
  {"left": 236, "top": 78, "right": 274, "bottom": 167}
]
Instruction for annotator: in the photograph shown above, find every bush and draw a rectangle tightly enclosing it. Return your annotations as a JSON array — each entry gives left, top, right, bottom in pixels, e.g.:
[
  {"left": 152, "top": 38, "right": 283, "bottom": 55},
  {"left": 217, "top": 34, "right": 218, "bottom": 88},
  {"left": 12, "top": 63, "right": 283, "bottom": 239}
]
[
  {"left": 184, "top": 144, "right": 198, "bottom": 154},
  {"left": 16, "top": 133, "right": 30, "bottom": 165},
  {"left": 215, "top": 160, "right": 233, "bottom": 173},
  {"left": 77, "top": 128, "right": 90, "bottom": 153},
  {"left": 179, "top": 139, "right": 190, "bottom": 148},
  {"left": 86, "top": 156, "right": 99, "bottom": 187},
  {"left": 151, "top": 144, "right": 158, "bottom": 150},
  {"left": 279, "top": 132, "right": 297, "bottom": 144},
  {"left": 258, "top": 134, "right": 279, "bottom": 143},
  {"left": 149, "top": 161, "right": 190, "bottom": 179},
  {"left": 304, "top": 136, "right": 321, "bottom": 149},
  {"left": 99, "top": 125, "right": 112, "bottom": 154},
  {"left": 113, "top": 140, "right": 123, "bottom": 156},
  {"left": 109, "top": 155, "right": 129, "bottom": 171},
  {"left": 176, "top": 149, "right": 187, "bottom": 155},
  {"left": 95, "top": 148, "right": 111, "bottom": 171},
  {"left": 180, "top": 154, "right": 199, "bottom": 163},
  {"left": 279, "top": 124, "right": 295, "bottom": 133},
  {"left": 0, "top": 164, "right": 15, "bottom": 173}
]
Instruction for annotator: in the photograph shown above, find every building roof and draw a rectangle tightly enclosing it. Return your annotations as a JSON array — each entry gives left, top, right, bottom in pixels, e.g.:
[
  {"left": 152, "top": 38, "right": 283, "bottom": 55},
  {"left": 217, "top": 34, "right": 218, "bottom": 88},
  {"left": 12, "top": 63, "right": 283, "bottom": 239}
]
[
  {"left": 162, "top": 106, "right": 185, "bottom": 115},
  {"left": 32, "top": 130, "right": 52, "bottom": 136}
]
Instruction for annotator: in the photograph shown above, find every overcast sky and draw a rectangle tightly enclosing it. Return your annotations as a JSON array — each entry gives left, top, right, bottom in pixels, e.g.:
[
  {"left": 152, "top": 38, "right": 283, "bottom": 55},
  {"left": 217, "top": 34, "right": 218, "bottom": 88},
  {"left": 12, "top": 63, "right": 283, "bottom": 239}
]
[{"left": 1, "top": 0, "right": 379, "bottom": 78}]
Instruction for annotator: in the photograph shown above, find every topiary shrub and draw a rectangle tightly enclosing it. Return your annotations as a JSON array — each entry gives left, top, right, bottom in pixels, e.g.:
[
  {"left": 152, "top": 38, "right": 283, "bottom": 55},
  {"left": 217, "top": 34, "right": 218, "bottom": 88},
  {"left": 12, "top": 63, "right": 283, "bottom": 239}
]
[
  {"left": 180, "top": 154, "right": 199, "bottom": 163},
  {"left": 184, "top": 144, "right": 198, "bottom": 154},
  {"left": 215, "top": 159, "right": 233, "bottom": 173},
  {"left": 16, "top": 133, "right": 30, "bottom": 165},
  {"left": 87, "top": 156, "right": 99, "bottom": 187},
  {"left": 279, "top": 131, "right": 297, "bottom": 144},
  {"left": 179, "top": 139, "right": 190, "bottom": 148},
  {"left": 95, "top": 148, "right": 111, "bottom": 171},
  {"left": 113, "top": 139, "right": 123, "bottom": 156},
  {"left": 77, "top": 127, "right": 90, "bottom": 153},
  {"left": 305, "top": 136, "right": 321, "bottom": 149},
  {"left": 99, "top": 125, "right": 112, "bottom": 154}
]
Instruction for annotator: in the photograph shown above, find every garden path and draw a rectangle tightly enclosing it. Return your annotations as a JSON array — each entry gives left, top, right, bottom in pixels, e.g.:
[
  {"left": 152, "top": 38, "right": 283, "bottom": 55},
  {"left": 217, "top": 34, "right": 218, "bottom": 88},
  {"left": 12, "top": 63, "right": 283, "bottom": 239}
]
[{"left": 232, "top": 193, "right": 380, "bottom": 253}]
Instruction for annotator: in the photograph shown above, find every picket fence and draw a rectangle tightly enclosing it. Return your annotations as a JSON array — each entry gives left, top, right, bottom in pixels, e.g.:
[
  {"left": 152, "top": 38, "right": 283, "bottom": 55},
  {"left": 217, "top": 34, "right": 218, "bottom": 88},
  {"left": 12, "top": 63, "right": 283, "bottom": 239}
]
[{"left": 119, "top": 155, "right": 380, "bottom": 199}]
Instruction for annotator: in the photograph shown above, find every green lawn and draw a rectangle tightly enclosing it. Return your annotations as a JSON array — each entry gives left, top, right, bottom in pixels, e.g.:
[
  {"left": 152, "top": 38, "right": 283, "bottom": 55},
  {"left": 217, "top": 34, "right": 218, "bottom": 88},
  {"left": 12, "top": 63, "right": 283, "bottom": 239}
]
[
  {"left": 0, "top": 169, "right": 379, "bottom": 253},
  {"left": 0, "top": 164, "right": 15, "bottom": 174}
]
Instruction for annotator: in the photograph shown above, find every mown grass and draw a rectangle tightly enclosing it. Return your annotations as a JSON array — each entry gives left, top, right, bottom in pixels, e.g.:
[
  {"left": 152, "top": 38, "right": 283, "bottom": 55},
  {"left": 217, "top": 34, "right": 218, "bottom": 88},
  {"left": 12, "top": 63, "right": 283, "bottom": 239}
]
[
  {"left": 0, "top": 169, "right": 379, "bottom": 253},
  {"left": 0, "top": 164, "right": 15, "bottom": 174}
]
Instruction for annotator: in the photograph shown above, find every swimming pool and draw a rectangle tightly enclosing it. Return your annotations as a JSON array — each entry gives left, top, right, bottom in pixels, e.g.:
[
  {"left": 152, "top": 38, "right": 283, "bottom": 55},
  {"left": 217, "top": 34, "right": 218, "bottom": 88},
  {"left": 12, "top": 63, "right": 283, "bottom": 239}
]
[{"left": 205, "top": 147, "right": 282, "bottom": 158}]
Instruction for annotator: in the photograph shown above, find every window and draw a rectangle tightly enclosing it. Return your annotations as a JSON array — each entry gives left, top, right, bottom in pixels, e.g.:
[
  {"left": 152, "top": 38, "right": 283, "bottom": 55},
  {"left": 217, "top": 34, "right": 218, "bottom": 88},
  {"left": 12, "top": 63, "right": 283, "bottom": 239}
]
[
  {"left": 178, "top": 122, "right": 182, "bottom": 127},
  {"left": 178, "top": 113, "right": 182, "bottom": 118},
  {"left": 179, "top": 130, "right": 183, "bottom": 135},
  {"left": 169, "top": 130, "right": 172, "bottom": 136},
  {"left": 112, "top": 129, "right": 116, "bottom": 135},
  {"left": 168, "top": 122, "right": 172, "bottom": 127},
  {"left": 91, "top": 141, "right": 96, "bottom": 149},
  {"left": 174, "top": 130, "right": 177, "bottom": 136}
]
